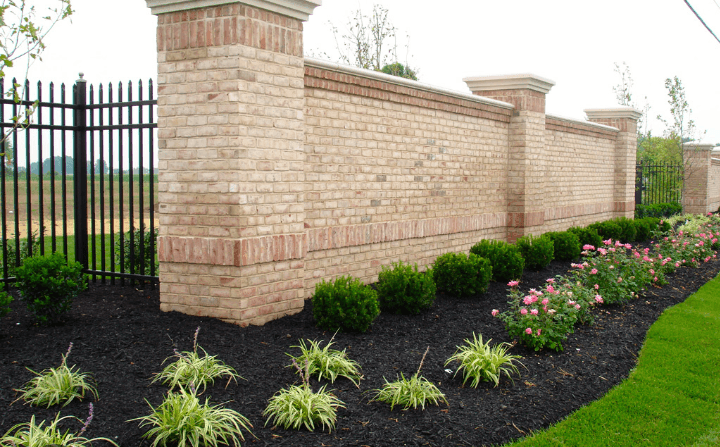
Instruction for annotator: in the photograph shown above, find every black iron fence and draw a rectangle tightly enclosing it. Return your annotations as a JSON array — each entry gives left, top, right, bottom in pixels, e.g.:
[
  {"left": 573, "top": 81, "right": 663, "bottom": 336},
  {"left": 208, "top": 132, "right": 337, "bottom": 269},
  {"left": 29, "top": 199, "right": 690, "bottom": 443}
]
[
  {"left": 0, "top": 75, "right": 158, "bottom": 285},
  {"left": 635, "top": 162, "right": 683, "bottom": 206}
]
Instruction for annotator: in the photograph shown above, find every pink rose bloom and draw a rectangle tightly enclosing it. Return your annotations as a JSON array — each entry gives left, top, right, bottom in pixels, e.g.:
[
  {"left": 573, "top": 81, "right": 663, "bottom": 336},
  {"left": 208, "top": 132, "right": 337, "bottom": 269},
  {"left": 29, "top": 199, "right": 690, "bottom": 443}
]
[
  {"left": 617, "top": 277, "right": 623, "bottom": 283},
  {"left": 508, "top": 280, "right": 519, "bottom": 287},
  {"left": 675, "top": 262, "right": 681, "bottom": 267},
  {"left": 492, "top": 309, "right": 499, "bottom": 316},
  {"left": 649, "top": 269, "right": 655, "bottom": 275},
  {"left": 603, "top": 239, "right": 612, "bottom": 245},
  {"left": 609, "top": 265, "right": 614, "bottom": 270},
  {"left": 525, "top": 328, "right": 532, "bottom": 335},
  {"left": 568, "top": 300, "right": 576, "bottom": 306},
  {"left": 594, "top": 284, "right": 599, "bottom": 290},
  {"left": 530, "top": 309, "right": 539, "bottom": 316},
  {"left": 548, "top": 309, "right": 556, "bottom": 315},
  {"left": 520, "top": 308, "right": 528, "bottom": 315},
  {"left": 523, "top": 296, "right": 533, "bottom": 305},
  {"left": 531, "top": 295, "right": 539, "bottom": 303},
  {"left": 546, "top": 285, "right": 555, "bottom": 293},
  {"left": 598, "top": 248, "right": 607, "bottom": 255},
  {"left": 625, "top": 244, "right": 632, "bottom": 249},
  {"left": 654, "top": 276, "right": 658, "bottom": 282},
  {"left": 575, "top": 304, "right": 581, "bottom": 310},
  {"left": 595, "top": 295, "right": 603, "bottom": 303},
  {"left": 590, "top": 268, "right": 598, "bottom": 275},
  {"left": 541, "top": 298, "right": 549, "bottom": 305},
  {"left": 583, "top": 244, "right": 595, "bottom": 250},
  {"left": 546, "top": 278, "right": 555, "bottom": 284},
  {"left": 536, "top": 329, "right": 542, "bottom": 336}
]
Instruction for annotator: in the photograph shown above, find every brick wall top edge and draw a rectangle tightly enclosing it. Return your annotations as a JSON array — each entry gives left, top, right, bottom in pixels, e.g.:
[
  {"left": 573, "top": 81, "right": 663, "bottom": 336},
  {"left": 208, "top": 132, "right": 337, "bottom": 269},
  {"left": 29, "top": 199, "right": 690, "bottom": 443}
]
[
  {"left": 546, "top": 114, "right": 619, "bottom": 133},
  {"left": 304, "top": 57, "right": 515, "bottom": 113},
  {"left": 546, "top": 118, "right": 618, "bottom": 139}
]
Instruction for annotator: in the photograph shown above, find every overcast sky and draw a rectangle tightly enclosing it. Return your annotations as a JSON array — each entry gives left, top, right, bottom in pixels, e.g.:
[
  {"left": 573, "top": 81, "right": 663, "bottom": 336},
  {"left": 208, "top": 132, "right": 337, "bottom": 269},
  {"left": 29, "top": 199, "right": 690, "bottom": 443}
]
[{"left": 5, "top": 0, "right": 720, "bottom": 143}]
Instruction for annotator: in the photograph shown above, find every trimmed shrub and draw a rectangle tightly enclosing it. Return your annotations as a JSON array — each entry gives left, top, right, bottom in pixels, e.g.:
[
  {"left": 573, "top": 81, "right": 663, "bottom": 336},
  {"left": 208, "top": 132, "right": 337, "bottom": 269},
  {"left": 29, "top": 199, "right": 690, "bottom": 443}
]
[
  {"left": 634, "top": 202, "right": 682, "bottom": 219},
  {"left": 312, "top": 276, "right": 380, "bottom": 333},
  {"left": 545, "top": 231, "right": 581, "bottom": 261},
  {"left": 377, "top": 262, "right": 436, "bottom": 315},
  {"left": 634, "top": 218, "right": 655, "bottom": 242},
  {"left": 0, "top": 291, "right": 12, "bottom": 319},
  {"left": 567, "top": 226, "right": 603, "bottom": 249},
  {"left": 433, "top": 253, "right": 492, "bottom": 298},
  {"left": 15, "top": 252, "right": 87, "bottom": 325},
  {"left": 469, "top": 240, "right": 524, "bottom": 282},
  {"left": 611, "top": 217, "right": 637, "bottom": 242},
  {"left": 588, "top": 220, "right": 623, "bottom": 241},
  {"left": 516, "top": 234, "right": 554, "bottom": 271}
]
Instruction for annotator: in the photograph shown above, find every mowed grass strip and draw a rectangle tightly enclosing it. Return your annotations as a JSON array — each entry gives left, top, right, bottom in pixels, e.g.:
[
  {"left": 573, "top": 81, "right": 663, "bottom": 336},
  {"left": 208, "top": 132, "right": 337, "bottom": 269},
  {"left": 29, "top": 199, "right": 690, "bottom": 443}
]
[{"left": 507, "top": 274, "right": 720, "bottom": 447}]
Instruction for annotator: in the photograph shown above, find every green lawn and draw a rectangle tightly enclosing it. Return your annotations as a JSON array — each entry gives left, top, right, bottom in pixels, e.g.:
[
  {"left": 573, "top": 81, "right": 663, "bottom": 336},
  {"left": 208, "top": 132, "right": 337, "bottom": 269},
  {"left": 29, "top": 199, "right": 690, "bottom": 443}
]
[{"left": 506, "top": 274, "right": 720, "bottom": 447}]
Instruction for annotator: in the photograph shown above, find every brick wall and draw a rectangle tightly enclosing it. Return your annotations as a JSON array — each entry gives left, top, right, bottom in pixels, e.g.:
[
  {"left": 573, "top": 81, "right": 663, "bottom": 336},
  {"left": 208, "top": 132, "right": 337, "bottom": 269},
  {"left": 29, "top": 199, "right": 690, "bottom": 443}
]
[{"left": 151, "top": 2, "right": 640, "bottom": 327}]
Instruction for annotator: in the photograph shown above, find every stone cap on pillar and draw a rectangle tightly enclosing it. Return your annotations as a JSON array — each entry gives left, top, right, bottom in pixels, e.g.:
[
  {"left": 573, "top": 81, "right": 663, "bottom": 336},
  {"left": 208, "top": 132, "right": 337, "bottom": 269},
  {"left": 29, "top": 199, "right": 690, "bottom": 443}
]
[
  {"left": 146, "top": 0, "right": 322, "bottom": 20},
  {"left": 463, "top": 74, "right": 555, "bottom": 94},
  {"left": 584, "top": 107, "right": 642, "bottom": 121},
  {"left": 684, "top": 143, "right": 715, "bottom": 152}
]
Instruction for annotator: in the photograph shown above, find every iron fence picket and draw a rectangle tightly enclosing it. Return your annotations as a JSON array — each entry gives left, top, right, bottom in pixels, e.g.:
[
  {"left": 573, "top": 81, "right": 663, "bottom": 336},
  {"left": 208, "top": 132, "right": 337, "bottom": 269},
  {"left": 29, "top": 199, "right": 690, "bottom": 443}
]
[{"left": 0, "top": 76, "right": 158, "bottom": 285}]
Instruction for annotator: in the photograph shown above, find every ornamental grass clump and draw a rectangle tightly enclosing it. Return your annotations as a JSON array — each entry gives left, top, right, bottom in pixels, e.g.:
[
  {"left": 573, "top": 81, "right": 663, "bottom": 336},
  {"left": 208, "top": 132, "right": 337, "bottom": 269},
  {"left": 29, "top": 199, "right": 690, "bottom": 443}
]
[
  {"left": 287, "top": 336, "right": 362, "bottom": 387},
  {"left": 17, "top": 342, "right": 98, "bottom": 408},
  {"left": 445, "top": 333, "right": 523, "bottom": 388},
  {"left": 371, "top": 347, "right": 447, "bottom": 411},
  {"left": 312, "top": 276, "right": 380, "bottom": 333},
  {"left": 376, "top": 261, "right": 436, "bottom": 314},
  {"left": 152, "top": 327, "right": 240, "bottom": 394},
  {"left": 469, "top": 239, "right": 524, "bottom": 282},
  {"left": 264, "top": 360, "right": 345, "bottom": 432},
  {"left": 432, "top": 252, "right": 492, "bottom": 298},
  {"left": 133, "top": 385, "right": 253, "bottom": 447},
  {"left": 1, "top": 404, "right": 118, "bottom": 447}
]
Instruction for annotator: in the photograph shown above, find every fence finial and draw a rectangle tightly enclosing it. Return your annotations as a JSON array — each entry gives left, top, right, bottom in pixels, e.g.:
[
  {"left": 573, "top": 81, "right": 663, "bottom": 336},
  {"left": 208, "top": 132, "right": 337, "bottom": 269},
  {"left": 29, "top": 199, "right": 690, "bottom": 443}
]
[{"left": 78, "top": 72, "right": 85, "bottom": 81}]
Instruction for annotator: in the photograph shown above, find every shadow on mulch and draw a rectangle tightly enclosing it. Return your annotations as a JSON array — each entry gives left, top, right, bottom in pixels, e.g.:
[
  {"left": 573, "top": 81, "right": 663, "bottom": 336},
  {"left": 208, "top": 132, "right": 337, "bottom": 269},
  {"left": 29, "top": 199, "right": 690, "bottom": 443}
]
[{"left": 1, "top": 258, "right": 719, "bottom": 447}]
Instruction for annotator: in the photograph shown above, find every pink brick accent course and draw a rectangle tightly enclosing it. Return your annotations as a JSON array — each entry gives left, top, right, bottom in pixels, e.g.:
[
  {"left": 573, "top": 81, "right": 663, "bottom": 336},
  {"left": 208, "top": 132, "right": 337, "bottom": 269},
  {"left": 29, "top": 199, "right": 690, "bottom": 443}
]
[{"left": 159, "top": 234, "right": 307, "bottom": 266}]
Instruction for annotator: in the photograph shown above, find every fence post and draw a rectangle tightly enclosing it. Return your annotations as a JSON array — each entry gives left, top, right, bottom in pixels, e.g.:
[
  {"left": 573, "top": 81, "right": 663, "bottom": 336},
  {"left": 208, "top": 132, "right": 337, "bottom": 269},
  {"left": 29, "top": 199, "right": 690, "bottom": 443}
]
[
  {"left": 73, "top": 73, "right": 88, "bottom": 269},
  {"left": 635, "top": 162, "right": 643, "bottom": 205}
]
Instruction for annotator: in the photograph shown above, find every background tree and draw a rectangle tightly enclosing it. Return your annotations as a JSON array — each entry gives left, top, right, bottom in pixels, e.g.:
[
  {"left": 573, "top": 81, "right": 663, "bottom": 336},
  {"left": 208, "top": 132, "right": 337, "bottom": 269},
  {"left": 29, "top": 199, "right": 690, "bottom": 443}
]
[
  {"left": 0, "top": 0, "right": 74, "bottom": 154},
  {"left": 314, "top": 4, "right": 419, "bottom": 81}
]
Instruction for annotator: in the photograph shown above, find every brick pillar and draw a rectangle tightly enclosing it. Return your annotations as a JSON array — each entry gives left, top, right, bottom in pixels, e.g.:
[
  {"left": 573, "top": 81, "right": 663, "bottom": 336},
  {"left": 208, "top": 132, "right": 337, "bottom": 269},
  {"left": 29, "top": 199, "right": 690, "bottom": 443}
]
[
  {"left": 464, "top": 74, "right": 555, "bottom": 242},
  {"left": 146, "top": 0, "right": 320, "bottom": 326},
  {"left": 585, "top": 108, "right": 642, "bottom": 219},
  {"left": 681, "top": 143, "right": 715, "bottom": 214}
]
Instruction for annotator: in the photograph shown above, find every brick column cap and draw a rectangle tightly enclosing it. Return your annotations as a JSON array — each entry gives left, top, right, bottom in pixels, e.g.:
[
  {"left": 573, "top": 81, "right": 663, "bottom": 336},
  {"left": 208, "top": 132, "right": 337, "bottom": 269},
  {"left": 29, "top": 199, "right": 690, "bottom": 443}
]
[
  {"left": 684, "top": 143, "right": 715, "bottom": 151},
  {"left": 584, "top": 107, "right": 642, "bottom": 121},
  {"left": 146, "top": 0, "right": 321, "bottom": 20},
  {"left": 463, "top": 74, "right": 555, "bottom": 94}
]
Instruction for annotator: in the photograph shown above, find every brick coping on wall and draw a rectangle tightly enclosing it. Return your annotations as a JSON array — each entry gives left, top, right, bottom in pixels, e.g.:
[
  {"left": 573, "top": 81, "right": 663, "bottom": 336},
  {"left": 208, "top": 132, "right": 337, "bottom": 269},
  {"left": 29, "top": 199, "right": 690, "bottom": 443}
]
[
  {"left": 546, "top": 113, "right": 619, "bottom": 138},
  {"left": 304, "top": 57, "right": 515, "bottom": 111}
]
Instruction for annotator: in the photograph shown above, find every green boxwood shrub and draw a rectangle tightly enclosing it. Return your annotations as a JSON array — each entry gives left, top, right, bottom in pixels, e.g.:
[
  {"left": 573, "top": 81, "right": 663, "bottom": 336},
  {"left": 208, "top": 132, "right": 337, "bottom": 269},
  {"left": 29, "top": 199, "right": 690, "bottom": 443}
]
[
  {"left": 516, "top": 234, "right": 554, "bottom": 271},
  {"left": 588, "top": 220, "right": 623, "bottom": 241},
  {"left": 0, "top": 291, "right": 12, "bottom": 319},
  {"left": 433, "top": 252, "right": 492, "bottom": 298},
  {"left": 312, "top": 276, "right": 380, "bottom": 333},
  {"left": 545, "top": 231, "right": 581, "bottom": 261},
  {"left": 567, "top": 226, "right": 603, "bottom": 249},
  {"left": 611, "top": 217, "right": 637, "bottom": 242},
  {"left": 634, "top": 202, "right": 682, "bottom": 219},
  {"left": 633, "top": 217, "right": 656, "bottom": 242},
  {"left": 376, "top": 261, "right": 436, "bottom": 315},
  {"left": 15, "top": 252, "right": 87, "bottom": 325},
  {"left": 469, "top": 240, "right": 524, "bottom": 282}
]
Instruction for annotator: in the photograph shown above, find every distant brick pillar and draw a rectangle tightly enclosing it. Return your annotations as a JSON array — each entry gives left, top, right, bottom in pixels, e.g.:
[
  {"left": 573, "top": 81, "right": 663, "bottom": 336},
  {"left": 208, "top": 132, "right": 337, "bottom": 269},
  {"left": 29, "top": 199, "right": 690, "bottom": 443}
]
[
  {"left": 464, "top": 74, "right": 555, "bottom": 242},
  {"left": 585, "top": 108, "right": 642, "bottom": 219},
  {"left": 681, "top": 143, "right": 715, "bottom": 214},
  {"left": 146, "top": 0, "right": 320, "bottom": 326}
]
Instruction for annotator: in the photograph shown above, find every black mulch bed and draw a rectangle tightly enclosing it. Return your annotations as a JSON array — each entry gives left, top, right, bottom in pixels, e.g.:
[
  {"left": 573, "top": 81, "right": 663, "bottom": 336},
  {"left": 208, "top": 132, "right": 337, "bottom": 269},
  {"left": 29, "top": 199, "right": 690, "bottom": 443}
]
[{"left": 2, "top": 257, "right": 720, "bottom": 447}]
